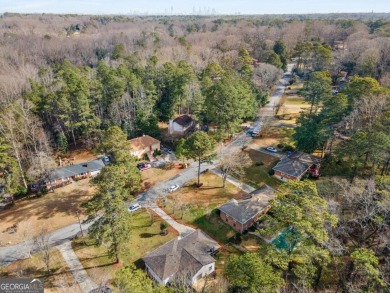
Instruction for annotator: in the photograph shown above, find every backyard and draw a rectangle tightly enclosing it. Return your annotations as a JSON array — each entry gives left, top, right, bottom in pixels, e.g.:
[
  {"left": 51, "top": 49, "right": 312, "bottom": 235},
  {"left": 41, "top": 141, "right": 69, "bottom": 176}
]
[{"left": 71, "top": 209, "right": 178, "bottom": 285}]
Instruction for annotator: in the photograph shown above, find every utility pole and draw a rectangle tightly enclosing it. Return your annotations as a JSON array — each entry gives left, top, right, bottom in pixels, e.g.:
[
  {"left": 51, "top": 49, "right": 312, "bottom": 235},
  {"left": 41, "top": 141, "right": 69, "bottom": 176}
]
[{"left": 76, "top": 211, "right": 84, "bottom": 237}]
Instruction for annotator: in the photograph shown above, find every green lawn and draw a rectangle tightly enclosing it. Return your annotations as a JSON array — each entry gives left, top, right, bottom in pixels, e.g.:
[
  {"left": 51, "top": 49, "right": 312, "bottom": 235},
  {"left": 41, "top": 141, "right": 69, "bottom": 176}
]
[
  {"left": 239, "top": 149, "right": 283, "bottom": 189},
  {"left": 161, "top": 173, "right": 242, "bottom": 243},
  {"left": 72, "top": 209, "right": 178, "bottom": 284},
  {"left": 285, "top": 96, "right": 308, "bottom": 105}
]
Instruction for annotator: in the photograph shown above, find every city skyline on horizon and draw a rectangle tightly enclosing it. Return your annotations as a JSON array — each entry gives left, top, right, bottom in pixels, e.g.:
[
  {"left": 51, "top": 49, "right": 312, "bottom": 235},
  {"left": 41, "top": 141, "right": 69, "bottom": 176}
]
[{"left": 1, "top": 0, "right": 389, "bottom": 15}]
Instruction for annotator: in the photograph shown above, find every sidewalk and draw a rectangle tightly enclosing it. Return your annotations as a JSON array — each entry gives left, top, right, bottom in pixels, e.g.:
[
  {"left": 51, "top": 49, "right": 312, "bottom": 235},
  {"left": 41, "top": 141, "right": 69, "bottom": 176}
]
[
  {"left": 57, "top": 241, "right": 98, "bottom": 293},
  {"left": 149, "top": 205, "right": 195, "bottom": 236}
]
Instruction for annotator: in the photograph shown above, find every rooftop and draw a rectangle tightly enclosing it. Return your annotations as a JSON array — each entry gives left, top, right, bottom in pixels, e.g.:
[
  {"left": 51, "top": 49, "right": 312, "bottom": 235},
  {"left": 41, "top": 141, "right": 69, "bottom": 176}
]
[
  {"left": 45, "top": 159, "right": 106, "bottom": 182},
  {"left": 172, "top": 115, "right": 194, "bottom": 127},
  {"left": 272, "top": 151, "right": 321, "bottom": 178},
  {"left": 128, "top": 135, "right": 160, "bottom": 151},
  {"left": 142, "top": 230, "right": 220, "bottom": 281},
  {"left": 218, "top": 184, "right": 276, "bottom": 224}
]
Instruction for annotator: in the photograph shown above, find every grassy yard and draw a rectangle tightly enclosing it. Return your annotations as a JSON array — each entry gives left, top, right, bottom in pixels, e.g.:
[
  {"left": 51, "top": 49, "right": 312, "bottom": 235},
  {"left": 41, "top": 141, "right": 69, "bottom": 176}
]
[
  {"left": 238, "top": 149, "right": 282, "bottom": 189},
  {"left": 0, "top": 179, "right": 94, "bottom": 246},
  {"left": 72, "top": 209, "right": 178, "bottom": 285},
  {"left": 0, "top": 248, "right": 81, "bottom": 293},
  {"left": 160, "top": 172, "right": 244, "bottom": 243}
]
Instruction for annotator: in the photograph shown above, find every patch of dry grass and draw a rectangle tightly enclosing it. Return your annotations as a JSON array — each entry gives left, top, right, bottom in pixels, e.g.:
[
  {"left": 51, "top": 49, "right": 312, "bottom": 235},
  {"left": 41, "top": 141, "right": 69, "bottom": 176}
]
[
  {"left": 0, "top": 248, "right": 81, "bottom": 293},
  {"left": 0, "top": 179, "right": 94, "bottom": 246}
]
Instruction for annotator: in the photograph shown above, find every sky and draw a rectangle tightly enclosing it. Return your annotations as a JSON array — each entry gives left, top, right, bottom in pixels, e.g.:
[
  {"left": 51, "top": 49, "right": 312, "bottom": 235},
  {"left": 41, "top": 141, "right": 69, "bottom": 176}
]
[{"left": 0, "top": 0, "right": 389, "bottom": 15}]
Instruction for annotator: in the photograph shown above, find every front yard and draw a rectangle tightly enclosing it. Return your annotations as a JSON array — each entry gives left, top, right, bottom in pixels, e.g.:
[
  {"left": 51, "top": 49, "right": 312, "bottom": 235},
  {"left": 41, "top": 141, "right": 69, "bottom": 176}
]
[
  {"left": 71, "top": 209, "right": 178, "bottom": 286},
  {"left": 0, "top": 248, "right": 81, "bottom": 293},
  {"left": 238, "top": 148, "right": 282, "bottom": 189},
  {"left": 0, "top": 179, "right": 94, "bottom": 246},
  {"left": 159, "top": 172, "right": 244, "bottom": 242}
]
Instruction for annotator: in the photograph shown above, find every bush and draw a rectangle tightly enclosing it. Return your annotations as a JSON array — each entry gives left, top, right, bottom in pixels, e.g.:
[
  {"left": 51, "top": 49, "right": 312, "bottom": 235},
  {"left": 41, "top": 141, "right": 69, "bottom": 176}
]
[
  {"left": 232, "top": 232, "right": 242, "bottom": 244},
  {"left": 15, "top": 186, "right": 27, "bottom": 197},
  {"left": 255, "top": 161, "right": 264, "bottom": 166},
  {"left": 153, "top": 149, "right": 162, "bottom": 156},
  {"left": 268, "top": 169, "right": 275, "bottom": 176},
  {"left": 277, "top": 143, "right": 284, "bottom": 149},
  {"left": 248, "top": 226, "right": 256, "bottom": 232},
  {"left": 282, "top": 145, "right": 295, "bottom": 152}
]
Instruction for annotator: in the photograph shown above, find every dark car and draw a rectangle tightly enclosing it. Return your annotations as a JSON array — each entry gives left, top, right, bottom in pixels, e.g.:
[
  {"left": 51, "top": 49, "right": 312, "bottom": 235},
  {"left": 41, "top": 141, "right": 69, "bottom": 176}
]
[{"left": 137, "top": 162, "right": 151, "bottom": 171}]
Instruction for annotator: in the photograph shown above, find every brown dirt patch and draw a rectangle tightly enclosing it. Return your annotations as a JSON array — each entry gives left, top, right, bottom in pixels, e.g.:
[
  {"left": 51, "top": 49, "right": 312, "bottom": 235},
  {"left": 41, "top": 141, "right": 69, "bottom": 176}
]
[
  {"left": 0, "top": 179, "right": 95, "bottom": 246},
  {"left": 140, "top": 165, "right": 182, "bottom": 191}
]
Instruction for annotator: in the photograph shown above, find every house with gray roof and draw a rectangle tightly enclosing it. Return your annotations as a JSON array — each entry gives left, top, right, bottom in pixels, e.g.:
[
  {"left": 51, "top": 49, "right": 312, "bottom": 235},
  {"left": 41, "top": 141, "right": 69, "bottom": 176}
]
[
  {"left": 272, "top": 151, "right": 321, "bottom": 182},
  {"left": 32, "top": 158, "right": 107, "bottom": 191},
  {"left": 142, "top": 230, "right": 220, "bottom": 286},
  {"left": 218, "top": 185, "right": 276, "bottom": 233}
]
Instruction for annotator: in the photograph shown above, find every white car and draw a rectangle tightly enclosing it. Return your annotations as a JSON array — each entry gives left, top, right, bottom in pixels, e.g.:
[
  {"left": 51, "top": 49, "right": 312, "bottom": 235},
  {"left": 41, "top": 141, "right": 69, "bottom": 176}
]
[
  {"left": 168, "top": 184, "right": 180, "bottom": 193},
  {"left": 128, "top": 203, "right": 142, "bottom": 212},
  {"left": 266, "top": 146, "right": 278, "bottom": 153}
]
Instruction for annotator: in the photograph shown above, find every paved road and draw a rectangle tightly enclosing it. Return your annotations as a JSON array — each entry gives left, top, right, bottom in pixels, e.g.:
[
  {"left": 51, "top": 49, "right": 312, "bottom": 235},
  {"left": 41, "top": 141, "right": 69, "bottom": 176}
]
[
  {"left": 137, "top": 161, "right": 214, "bottom": 206},
  {"left": 0, "top": 219, "right": 96, "bottom": 266},
  {"left": 224, "top": 61, "right": 295, "bottom": 153},
  {"left": 0, "top": 62, "right": 295, "bottom": 267}
]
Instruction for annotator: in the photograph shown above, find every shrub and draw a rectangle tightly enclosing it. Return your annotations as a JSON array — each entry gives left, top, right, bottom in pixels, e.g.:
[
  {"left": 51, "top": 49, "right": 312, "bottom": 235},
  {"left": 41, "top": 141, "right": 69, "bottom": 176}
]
[
  {"left": 153, "top": 149, "right": 162, "bottom": 156},
  {"left": 268, "top": 169, "right": 275, "bottom": 176},
  {"left": 282, "top": 145, "right": 295, "bottom": 152},
  {"left": 248, "top": 226, "right": 256, "bottom": 232},
  {"left": 277, "top": 143, "right": 284, "bottom": 149},
  {"left": 232, "top": 232, "right": 242, "bottom": 244},
  {"left": 255, "top": 161, "right": 264, "bottom": 166}
]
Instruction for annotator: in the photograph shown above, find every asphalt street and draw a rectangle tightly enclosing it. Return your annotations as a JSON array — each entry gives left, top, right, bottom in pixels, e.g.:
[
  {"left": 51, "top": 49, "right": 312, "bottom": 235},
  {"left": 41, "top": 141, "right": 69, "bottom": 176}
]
[{"left": 0, "top": 61, "right": 295, "bottom": 267}]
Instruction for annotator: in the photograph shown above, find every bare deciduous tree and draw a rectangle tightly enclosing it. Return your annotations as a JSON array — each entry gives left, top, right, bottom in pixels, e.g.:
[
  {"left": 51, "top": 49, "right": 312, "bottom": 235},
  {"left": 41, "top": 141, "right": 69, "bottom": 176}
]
[{"left": 217, "top": 149, "right": 251, "bottom": 188}]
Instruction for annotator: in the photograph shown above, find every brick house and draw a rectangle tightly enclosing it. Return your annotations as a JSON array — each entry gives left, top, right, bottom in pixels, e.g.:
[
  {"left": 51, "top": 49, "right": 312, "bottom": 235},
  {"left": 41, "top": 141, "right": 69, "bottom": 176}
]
[
  {"left": 218, "top": 185, "right": 276, "bottom": 233},
  {"left": 128, "top": 135, "right": 160, "bottom": 160},
  {"left": 31, "top": 158, "right": 107, "bottom": 191},
  {"left": 272, "top": 151, "right": 321, "bottom": 182}
]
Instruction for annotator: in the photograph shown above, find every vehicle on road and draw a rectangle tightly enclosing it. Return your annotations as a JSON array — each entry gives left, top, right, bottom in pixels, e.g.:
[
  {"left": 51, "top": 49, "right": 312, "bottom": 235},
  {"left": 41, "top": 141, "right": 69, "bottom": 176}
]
[
  {"left": 266, "top": 146, "right": 278, "bottom": 153},
  {"left": 251, "top": 125, "right": 261, "bottom": 137},
  {"left": 168, "top": 184, "right": 180, "bottom": 193},
  {"left": 137, "top": 162, "right": 152, "bottom": 171},
  {"left": 128, "top": 203, "right": 142, "bottom": 212}
]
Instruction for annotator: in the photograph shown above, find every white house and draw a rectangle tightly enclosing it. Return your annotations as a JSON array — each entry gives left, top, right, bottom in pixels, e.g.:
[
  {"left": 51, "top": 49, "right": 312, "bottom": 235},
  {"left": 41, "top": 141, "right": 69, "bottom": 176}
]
[
  {"left": 142, "top": 230, "right": 220, "bottom": 286},
  {"left": 168, "top": 115, "right": 197, "bottom": 136}
]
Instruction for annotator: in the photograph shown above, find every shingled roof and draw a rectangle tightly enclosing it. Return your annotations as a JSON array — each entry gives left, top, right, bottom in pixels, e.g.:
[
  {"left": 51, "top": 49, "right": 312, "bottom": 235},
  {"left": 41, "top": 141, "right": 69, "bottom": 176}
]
[
  {"left": 128, "top": 135, "right": 160, "bottom": 151},
  {"left": 218, "top": 185, "right": 276, "bottom": 224},
  {"left": 272, "top": 151, "right": 321, "bottom": 178},
  {"left": 45, "top": 159, "right": 106, "bottom": 182},
  {"left": 142, "top": 230, "right": 220, "bottom": 282},
  {"left": 172, "top": 115, "right": 194, "bottom": 127}
]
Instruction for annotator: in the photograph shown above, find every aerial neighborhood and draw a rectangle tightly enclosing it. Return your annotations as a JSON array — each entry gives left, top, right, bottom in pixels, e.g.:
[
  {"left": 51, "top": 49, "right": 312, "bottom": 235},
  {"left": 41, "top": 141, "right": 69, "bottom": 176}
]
[{"left": 0, "top": 6, "right": 389, "bottom": 293}]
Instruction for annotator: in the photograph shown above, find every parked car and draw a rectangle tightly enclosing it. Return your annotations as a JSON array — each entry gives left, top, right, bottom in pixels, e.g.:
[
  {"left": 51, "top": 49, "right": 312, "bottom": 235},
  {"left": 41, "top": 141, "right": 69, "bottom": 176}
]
[
  {"left": 266, "top": 146, "right": 278, "bottom": 153},
  {"left": 128, "top": 203, "right": 142, "bottom": 212},
  {"left": 137, "top": 162, "right": 151, "bottom": 171},
  {"left": 168, "top": 184, "right": 180, "bottom": 193}
]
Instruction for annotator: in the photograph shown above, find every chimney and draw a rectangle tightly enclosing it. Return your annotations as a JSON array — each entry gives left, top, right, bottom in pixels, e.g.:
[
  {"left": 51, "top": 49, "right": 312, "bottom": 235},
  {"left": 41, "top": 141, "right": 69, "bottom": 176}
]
[{"left": 169, "top": 119, "right": 173, "bottom": 135}]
